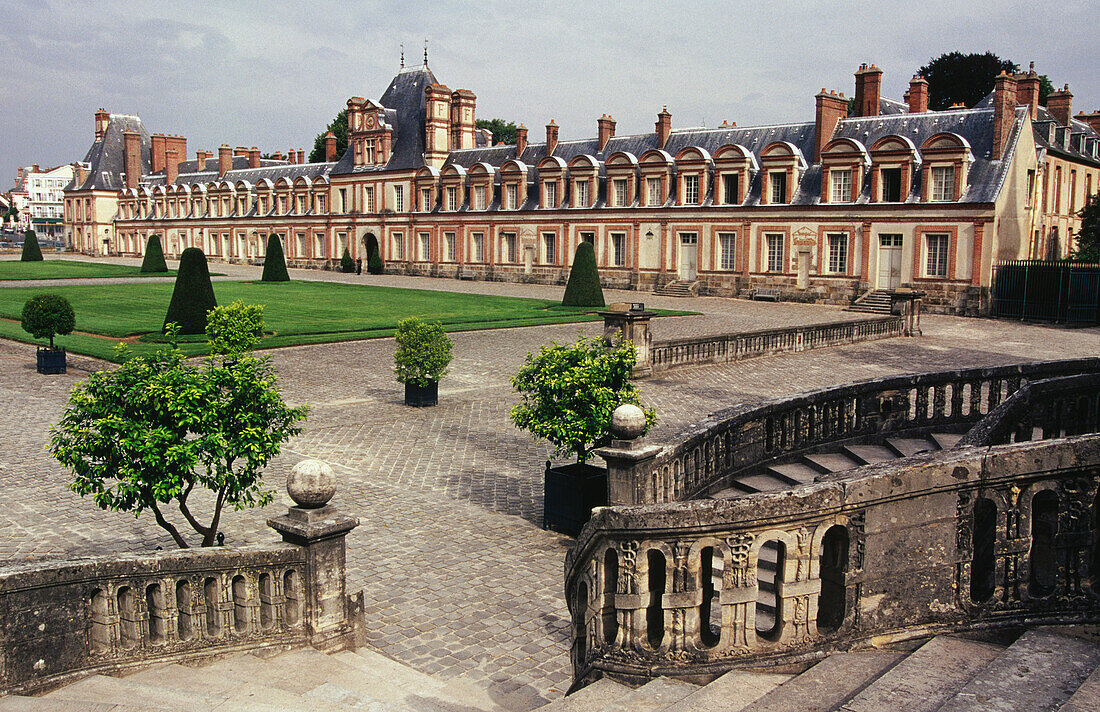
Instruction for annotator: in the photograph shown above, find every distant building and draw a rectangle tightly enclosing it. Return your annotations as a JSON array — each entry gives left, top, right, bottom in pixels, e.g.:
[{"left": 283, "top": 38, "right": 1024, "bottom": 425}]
[
  {"left": 66, "top": 61, "right": 1100, "bottom": 315},
  {"left": 17, "top": 164, "right": 75, "bottom": 241}
]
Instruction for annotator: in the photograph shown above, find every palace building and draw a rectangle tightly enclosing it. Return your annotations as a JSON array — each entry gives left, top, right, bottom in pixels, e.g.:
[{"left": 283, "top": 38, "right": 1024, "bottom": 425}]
[{"left": 64, "top": 60, "right": 1100, "bottom": 314}]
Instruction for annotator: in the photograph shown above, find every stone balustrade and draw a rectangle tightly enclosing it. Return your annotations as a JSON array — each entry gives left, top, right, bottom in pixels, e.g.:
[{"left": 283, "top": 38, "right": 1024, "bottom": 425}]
[{"left": 959, "top": 371, "right": 1100, "bottom": 447}]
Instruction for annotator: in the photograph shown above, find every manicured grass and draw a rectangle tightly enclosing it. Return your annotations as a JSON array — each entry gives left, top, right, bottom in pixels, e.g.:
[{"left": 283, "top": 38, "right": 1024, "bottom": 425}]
[
  {"left": 0, "top": 259, "right": 177, "bottom": 280},
  {"left": 0, "top": 280, "right": 691, "bottom": 361}
]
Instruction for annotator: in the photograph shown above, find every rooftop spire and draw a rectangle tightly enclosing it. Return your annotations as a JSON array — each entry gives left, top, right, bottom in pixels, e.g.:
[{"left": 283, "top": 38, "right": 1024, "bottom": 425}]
[
  {"left": 400, "top": 43, "right": 404, "bottom": 69},
  {"left": 423, "top": 39, "right": 428, "bottom": 66}
]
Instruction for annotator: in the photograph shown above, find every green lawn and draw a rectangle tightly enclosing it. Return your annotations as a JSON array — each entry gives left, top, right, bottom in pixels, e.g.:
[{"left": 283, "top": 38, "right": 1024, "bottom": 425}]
[
  {"left": 0, "top": 259, "right": 177, "bottom": 280},
  {"left": 0, "top": 280, "right": 686, "bottom": 361}
]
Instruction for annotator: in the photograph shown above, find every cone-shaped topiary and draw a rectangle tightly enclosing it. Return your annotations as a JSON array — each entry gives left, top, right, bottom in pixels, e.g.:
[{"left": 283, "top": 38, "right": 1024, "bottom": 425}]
[
  {"left": 163, "top": 247, "right": 217, "bottom": 334},
  {"left": 20, "top": 230, "right": 42, "bottom": 262},
  {"left": 340, "top": 247, "right": 354, "bottom": 273},
  {"left": 140, "top": 234, "right": 169, "bottom": 273},
  {"left": 561, "top": 241, "right": 605, "bottom": 307},
  {"left": 366, "top": 235, "right": 383, "bottom": 274},
  {"left": 261, "top": 234, "right": 289, "bottom": 282}
]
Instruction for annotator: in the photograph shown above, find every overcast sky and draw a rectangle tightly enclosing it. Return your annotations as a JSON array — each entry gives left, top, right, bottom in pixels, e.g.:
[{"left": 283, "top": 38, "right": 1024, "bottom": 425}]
[{"left": 1, "top": 0, "right": 1098, "bottom": 187}]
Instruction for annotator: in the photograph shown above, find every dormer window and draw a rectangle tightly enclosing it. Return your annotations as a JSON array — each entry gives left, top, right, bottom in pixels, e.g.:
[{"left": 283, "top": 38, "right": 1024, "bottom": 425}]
[
  {"left": 919, "top": 132, "right": 971, "bottom": 203},
  {"left": 446, "top": 187, "right": 457, "bottom": 211},
  {"left": 683, "top": 174, "right": 699, "bottom": 204},
  {"left": 723, "top": 174, "right": 740, "bottom": 204},
  {"left": 506, "top": 184, "right": 518, "bottom": 210},
  {"left": 576, "top": 180, "right": 589, "bottom": 207},
  {"left": 881, "top": 168, "right": 902, "bottom": 202},
  {"left": 613, "top": 179, "right": 627, "bottom": 207},
  {"left": 364, "top": 141, "right": 375, "bottom": 164},
  {"left": 421, "top": 187, "right": 432, "bottom": 212},
  {"left": 830, "top": 169, "right": 852, "bottom": 203},
  {"left": 545, "top": 182, "right": 557, "bottom": 208},
  {"left": 931, "top": 165, "right": 955, "bottom": 202},
  {"left": 474, "top": 186, "right": 485, "bottom": 210},
  {"left": 646, "top": 177, "right": 661, "bottom": 205},
  {"left": 770, "top": 172, "right": 788, "bottom": 204}
]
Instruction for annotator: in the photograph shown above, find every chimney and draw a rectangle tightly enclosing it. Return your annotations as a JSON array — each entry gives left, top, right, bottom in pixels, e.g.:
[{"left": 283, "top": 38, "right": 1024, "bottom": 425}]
[
  {"left": 1076, "top": 111, "right": 1100, "bottom": 134},
  {"left": 288, "top": 150, "right": 297, "bottom": 165},
  {"left": 1016, "top": 62, "right": 1041, "bottom": 121},
  {"left": 166, "top": 149, "right": 179, "bottom": 184},
  {"left": 814, "top": 89, "right": 848, "bottom": 162},
  {"left": 992, "top": 71, "right": 1019, "bottom": 161},
  {"left": 515, "top": 125, "right": 528, "bottom": 157},
  {"left": 908, "top": 75, "right": 929, "bottom": 113},
  {"left": 166, "top": 136, "right": 187, "bottom": 171},
  {"left": 73, "top": 163, "right": 87, "bottom": 188},
  {"left": 597, "top": 114, "right": 616, "bottom": 153},
  {"left": 854, "top": 63, "right": 883, "bottom": 117},
  {"left": 1047, "top": 84, "right": 1074, "bottom": 126},
  {"left": 123, "top": 131, "right": 141, "bottom": 190},
  {"left": 151, "top": 134, "right": 167, "bottom": 174},
  {"left": 218, "top": 144, "right": 232, "bottom": 177},
  {"left": 94, "top": 109, "right": 110, "bottom": 141},
  {"left": 324, "top": 132, "right": 337, "bottom": 161},
  {"left": 196, "top": 150, "right": 211, "bottom": 171},
  {"left": 546, "top": 121, "right": 559, "bottom": 156},
  {"left": 656, "top": 106, "right": 671, "bottom": 149},
  {"left": 298, "top": 149, "right": 305, "bottom": 164},
  {"left": 234, "top": 146, "right": 248, "bottom": 158}
]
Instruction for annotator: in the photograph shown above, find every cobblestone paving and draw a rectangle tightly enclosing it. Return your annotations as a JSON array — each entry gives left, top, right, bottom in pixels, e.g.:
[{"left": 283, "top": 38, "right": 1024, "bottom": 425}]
[{"left": 3, "top": 255, "right": 1100, "bottom": 703}]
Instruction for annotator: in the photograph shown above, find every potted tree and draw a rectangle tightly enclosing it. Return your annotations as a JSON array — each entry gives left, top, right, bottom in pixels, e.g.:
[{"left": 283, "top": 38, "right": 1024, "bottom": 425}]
[
  {"left": 511, "top": 335, "right": 655, "bottom": 534},
  {"left": 393, "top": 317, "right": 453, "bottom": 407},
  {"left": 21, "top": 294, "right": 75, "bottom": 374}
]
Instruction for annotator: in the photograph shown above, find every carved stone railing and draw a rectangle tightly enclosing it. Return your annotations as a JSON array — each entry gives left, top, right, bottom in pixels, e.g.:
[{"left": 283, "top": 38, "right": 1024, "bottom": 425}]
[
  {"left": 597, "top": 358, "right": 1100, "bottom": 506},
  {"left": 958, "top": 372, "right": 1100, "bottom": 447},
  {"left": 647, "top": 317, "right": 903, "bottom": 374},
  {"left": 565, "top": 437, "right": 1100, "bottom": 690}
]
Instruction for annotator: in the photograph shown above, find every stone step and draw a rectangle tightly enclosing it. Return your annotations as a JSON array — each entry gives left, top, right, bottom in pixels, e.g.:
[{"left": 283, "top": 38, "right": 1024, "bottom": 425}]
[
  {"left": 732, "top": 473, "right": 792, "bottom": 493},
  {"left": 538, "top": 678, "right": 634, "bottom": 712},
  {"left": 884, "top": 436, "right": 938, "bottom": 458},
  {"left": 1060, "top": 656, "right": 1100, "bottom": 712},
  {"left": 937, "top": 628, "right": 1100, "bottom": 712},
  {"left": 929, "top": 432, "right": 963, "bottom": 450},
  {"left": 765, "top": 462, "right": 820, "bottom": 485},
  {"left": 0, "top": 698, "right": 139, "bottom": 712},
  {"left": 335, "top": 647, "right": 507, "bottom": 711},
  {"left": 842, "top": 444, "right": 899, "bottom": 465},
  {"left": 186, "top": 648, "right": 354, "bottom": 697},
  {"left": 597, "top": 676, "right": 697, "bottom": 712},
  {"left": 663, "top": 670, "right": 793, "bottom": 712},
  {"left": 803, "top": 452, "right": 862, "bottom": 474},
  {"left": 740, "top": 651, "right": 907, "bottom": 712},
  {"left": 41, "top": 674, "right": 225, "bottom": 710},
  {"left": 839, "top": 635, "right": 1006, "bottom": 712}
]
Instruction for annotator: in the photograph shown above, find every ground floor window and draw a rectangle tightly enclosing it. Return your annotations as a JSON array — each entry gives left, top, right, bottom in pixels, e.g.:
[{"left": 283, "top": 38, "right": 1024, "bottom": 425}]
[
  {"left": 719, "top": 232, "right": 736, "bottom": 270},
  {"left": 502, "top": 232, "right": 517, "bottom": 263},
  {"left": 444, "top": 232, "right": 456, "bottom": 262},
  {"left": 611, "top": 232, "right": 626, "bottom": 266},
  {"left": 543, "top": 232, "right": 556, "bottom": 265},
  {"left": 827, "top": 233, "right": 848, "bottom": 274},
  {"left": 418, "top": 232, "right": 431, "bottom": 261},
  {"left": 472, "top": 232, "right": 485, "bottom": 262},
  {"left": 766, "top": 233, "right": 785, "bottom": 272},
  {"left": 925, "top": 234, "right": 949, "bottom": 278},
  {"left": 314, "top": 233, "right": 324, "bottom": 258},
  {"left": 392, "top": 232, "right": 404, "bottom": 260}
]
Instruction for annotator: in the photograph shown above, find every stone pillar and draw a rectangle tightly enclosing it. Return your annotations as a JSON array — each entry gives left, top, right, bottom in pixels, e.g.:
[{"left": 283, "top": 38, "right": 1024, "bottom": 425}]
[
  {"left": 593, "top": 404, "right": 662, "bottom": 506},
  {"left": 599, "top": 303, "right": 656, "bottom": 377},
  {"left": 267, "top": 460, "right": 358, "bottom": 652}
]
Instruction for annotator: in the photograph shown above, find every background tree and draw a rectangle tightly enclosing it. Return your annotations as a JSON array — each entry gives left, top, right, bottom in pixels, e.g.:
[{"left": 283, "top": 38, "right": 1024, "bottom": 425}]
[
  {"left": 511, "top": 336, "right": 655, "bottom": 464},
  {"left": 51, "top": 334, "right": 307, "bottom": 548},
  {"left": 20, "top": 229, "right": 42, "bottom": 261},
  {"left": 917, "top": 52, "right": 1018, "bottom": 110},
  {"left": 163, "top": 247, "right": 217, "bottom": 334},
  {"left": 3, "top": 200, "right": 19, "bottom": 226},
  {"left": 365, "top": 235, "right": 383, "bottom": 274},
  {"left": 562, "top": 241, "right": 605, "bottom": 307},
  {"left": 476, "top": 118, "right": 519, "bottom": 145},
  {"left": 21, "top": 294, "right": 74, "bottom": 350},
  {"left": 261, "top": 234, "right": 290, "bottom": 282},
  {"left": 341, "top": 247, "right": 355, "bottom": 273},
  {"left": 140, "top": 234, "right": 168, "bottom": 273},
  {"left": 206, "top": 300, "right": 265, "bottom": 356},
  {"left": 1070, "top": 193, "right": 1100, "bottom": 263},
  {"left": 307, "top": 108, "right": 349, "bottom": 163}
]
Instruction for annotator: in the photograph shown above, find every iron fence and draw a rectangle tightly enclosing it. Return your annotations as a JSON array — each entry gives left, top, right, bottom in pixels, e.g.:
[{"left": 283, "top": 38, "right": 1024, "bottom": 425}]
[{"left": 991, "top": 260, "right": 1100, "bottom": 323}]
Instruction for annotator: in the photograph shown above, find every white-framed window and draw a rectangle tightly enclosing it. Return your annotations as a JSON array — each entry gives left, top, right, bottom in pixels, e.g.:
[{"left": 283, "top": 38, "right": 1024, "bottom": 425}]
[
  {"left": 830, "top": 169, "right": 852, "bottom": 203},
  {"left": 931, "top": 166, "right": 955, "bottom": 201},
  {"left": 474, "top": 185, "right": 486, "bottom": 210},
  {"left": 682, "top": 174, "right": 699, "bottom": 204},
  {"left": 418, "top": 232, "right": 430, "bottom": 261},
  {"left": 472, "top": 232, "right": 485, "bottom": 261},
  {"left": 392, "top": 232, "right": 404, "bottom": 259},
  {"left": 766, "top": 233, "right": 785, "bottom": 272},
  {"left": 420, "top": 188, "right": 432, "bottom": 212},
  {"left": 575, "top": 180, "right": 589, "bottom": 207},
  {"left": 610, "top": 232, "right": 626, "bottom": 266},
  {"left": 723, "top": 173, "right": 740, "bottom": 204},
  {"left": 719, "top": 232, "right": 736, "bottom": 270},
  {"left": 769, "top": 171, "right": 788, "bottom": 204},
  {"left": 339, "top": 188, "right": 347, "bottom": 213},
  {"left": 502, "top": 232, "right": 517, "bottom": 262},
  {"left": 393, "top": 185, "right": 404, "bottom": 212},
  {"left": 544, "top": 181, "right": 557, "bottom": 208},
  {"left": 506, "top": 184, "right": 518, "bottom": 210},
  {"left": 317, "top": 194, "right": 326, "bottom": 213},
  {"left": 364, "top": 186, "right": 374, "bottom": 213},
  {"left": 314, "top": 233, "right": 324, "bottom": 257},
  {"left": 444, "top": 232, "right": 456, "bottom": 262},
  {"left": 827, "top": 233, "right": 848, "bottom": 274},
  {"left": 614, "top": 179, "right": 627, "bottom": 207},
  {"left": 646, "top": 177, "right": 662, "bottom": 206},
  {"left": 364, "top": 141, "right": 375, "bottom": 164},
  {"left": 446, "top": 187, "right": 457, "bottom": 211},
  {"left": 543, "top": 232, "right": 556, "bottom": 264},
  {"left": 925, "top": 234, "right": 949, "bottom": 277}
]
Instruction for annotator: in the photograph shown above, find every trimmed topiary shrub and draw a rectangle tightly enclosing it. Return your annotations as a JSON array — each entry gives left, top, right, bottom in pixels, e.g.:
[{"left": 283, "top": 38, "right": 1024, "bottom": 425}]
[
  {"left": 366, "top": 235, "right": 383, "bottom": 274},
  {"left": 340, "top": 247, "right": 354, "bottom": 273},
  {"left": 163, "top": 247, "right": 217, "bottom": 334},
  {"left": 261, "top": 235, "right": 289, "bottom": 282},
  {"left": 141, "top": 234, "right": 168, "bottom": 273},
  {"left": 561, "top": 241, "right": 605, "bottom": 307},
  {"left": 21, "top": 230, "right": 42, "bottom": 262},
  {"left": 21, "top": 294, "right": 75, "bottom": 349}
]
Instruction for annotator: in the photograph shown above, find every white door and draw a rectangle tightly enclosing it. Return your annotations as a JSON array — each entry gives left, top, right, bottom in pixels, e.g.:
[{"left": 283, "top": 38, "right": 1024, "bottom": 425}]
[
  {"left": 877, "top": 234, "right": 903, "bottom": 289},
  {"left": 679, "top": 233, "right": 698, "bottom": 280}
]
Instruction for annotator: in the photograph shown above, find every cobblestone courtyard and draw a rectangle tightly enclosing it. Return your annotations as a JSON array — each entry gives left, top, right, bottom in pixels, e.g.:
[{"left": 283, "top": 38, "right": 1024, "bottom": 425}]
[{"left": 3, "top": 256, "right": 1100, "bottom": 703}]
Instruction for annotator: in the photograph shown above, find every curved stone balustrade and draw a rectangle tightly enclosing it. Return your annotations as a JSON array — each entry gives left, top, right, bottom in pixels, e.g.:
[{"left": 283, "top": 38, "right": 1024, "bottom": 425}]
[
  {"left": 566, "top": 436, "right": 1100, "bottom": 689},
  {"left": 959, "top": 371, "right": 1100, "bottom": 447}
]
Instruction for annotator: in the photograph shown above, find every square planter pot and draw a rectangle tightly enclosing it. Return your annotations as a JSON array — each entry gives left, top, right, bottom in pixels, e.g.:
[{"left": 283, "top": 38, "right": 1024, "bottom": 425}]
[
  {"left": 543, "top": 461, "right": 608, "bottom": 536},
  {"left": 404, "top": 380, "right": 438, "bottom": 407},
  {"left": 36, "top": 347, "right": 66, "bottom": 375}
]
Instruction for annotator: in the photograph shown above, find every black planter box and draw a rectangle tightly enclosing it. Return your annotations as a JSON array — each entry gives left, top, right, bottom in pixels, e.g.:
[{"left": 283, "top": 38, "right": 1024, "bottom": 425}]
[
  {"left": 404, "top": 380, "right": 438, "bottom": 407},
  {"left": 543, "top": 462, "right": 608, "bottom": 536},
  {"left": 36, "top": 347, "right": 66, "bottom": 375}
]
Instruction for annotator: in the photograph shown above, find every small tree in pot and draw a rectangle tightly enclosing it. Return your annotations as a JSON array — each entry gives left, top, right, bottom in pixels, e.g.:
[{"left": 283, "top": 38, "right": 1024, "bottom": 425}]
[
  {"left": 393, "top": 317, "right": 453, "bottom": 407},
  {"left": 21, "top": 294, "right": 75, "bottom": 374}
]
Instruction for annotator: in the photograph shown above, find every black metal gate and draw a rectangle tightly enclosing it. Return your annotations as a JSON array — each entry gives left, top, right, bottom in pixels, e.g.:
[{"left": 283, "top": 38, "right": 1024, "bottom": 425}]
[{"left": 991, "top": 261, "right": 1100, "bottom": 323}]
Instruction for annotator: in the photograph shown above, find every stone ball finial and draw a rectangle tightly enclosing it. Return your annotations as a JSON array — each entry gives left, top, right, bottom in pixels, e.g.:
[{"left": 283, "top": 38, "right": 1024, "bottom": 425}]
[
  {"left": 287, "top": 459, "right": 337, "bottom": 508},
  {"left": 610, "top": 403, "right": 647, "bottom": 440}
]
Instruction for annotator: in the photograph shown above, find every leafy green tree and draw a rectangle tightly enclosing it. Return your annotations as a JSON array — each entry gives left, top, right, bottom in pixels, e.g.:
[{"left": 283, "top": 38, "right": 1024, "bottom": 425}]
[
  {"left": 562, "top": 241, "right": 605, "bottom": 307},
  {"left": 206, "top": 300, "right": 265, "bottom": 356},
  {"left": 393, "top": 317, "right": 453, "bottom": 387},
  {"left": 365, "top": 235, "right": 383, "bottom": 274},
  {"left": 21, "top": 294, "right": 75, "bottom": 349},
  {"left": 307, "top": 108, "right": 349, "bottom": 163},
  {"left": 476, "top": 118, "right": 519, "bottom": 146},
  {"left": 3, "top": 200, "right": 19, "bottom": 225},
  {"left": 917, "top": 52, "right": 1017, "bottom": 110},
  {"left": 163, "top": 247, "right": 217, "bottom": 334},
  {"left": 340, "top": 247, "right": 354, "bottom": 273},
  {"left": 51, "top": 335, "right": 307, "bottom": 548},
  {"left": 261, "top": 234, "right": 290, "bottom": 282},
  {"left": 1070, "top": 193, "right": 1100, "bottom": 263},
  {"left": 511, "top": 335, "right": 655, "bottom": 464},
  {"left": 140, "top": 234, "right": 169, "bottom": 273},
  {"left": 21, "top": 230, "right": 42, "bottom": 261}
]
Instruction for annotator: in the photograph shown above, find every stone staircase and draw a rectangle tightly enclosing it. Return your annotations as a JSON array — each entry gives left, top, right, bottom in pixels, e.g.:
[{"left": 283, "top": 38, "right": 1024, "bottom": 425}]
[
  {"left": 847, "top": 289, "right": 892, "bottom": 315},
  {"left": 653, "top": 280, "right": 698, "bottom": 297},
  {"left": 2, "top": 626, "right": 1096, "bottom": 711}
]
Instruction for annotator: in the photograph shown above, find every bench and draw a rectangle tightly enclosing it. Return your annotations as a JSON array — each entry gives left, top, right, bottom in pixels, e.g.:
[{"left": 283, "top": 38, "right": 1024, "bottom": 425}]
[
  {"left": 459, "top": 269, "right": 479, "bottom": 281},
  {"left": 751, "top": 288, "right": 782, "bottom": 302}
]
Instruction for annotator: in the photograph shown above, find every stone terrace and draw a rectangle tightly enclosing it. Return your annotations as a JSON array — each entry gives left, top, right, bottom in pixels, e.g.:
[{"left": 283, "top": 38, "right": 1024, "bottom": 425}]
[{"left": 2, "top": 256, "right": 1100, "bottom": 703}]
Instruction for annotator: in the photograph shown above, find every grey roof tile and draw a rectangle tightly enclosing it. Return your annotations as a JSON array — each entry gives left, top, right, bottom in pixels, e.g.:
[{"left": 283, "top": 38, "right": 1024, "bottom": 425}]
[{"left": 76, "top": 114, "right": 150, "bottom": 191}]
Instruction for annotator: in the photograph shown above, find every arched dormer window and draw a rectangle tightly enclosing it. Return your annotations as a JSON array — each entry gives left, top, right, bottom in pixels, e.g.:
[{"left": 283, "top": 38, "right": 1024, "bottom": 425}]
[
  {"left": 712, "top": 144, "right": 756, "bottom": 206},
  {"left": 919, "top": 132, "right": 972, "bottom": 202},
  {"left": 174, "top": 185, "right": 191, "bottom": 218},
  {"left": 312, "top": 176, "right": 329, "bottom": 214},
  {"left": 440, "top": 164, "right": 467, "bottom": 211},
  {"left": 760, "top": 141, "right": 807, "bottom": 205},
  {"left": 152, "top": 186, "right": 168, "bottom": 220},
  {"left": 604, "top": 152, "right": 638, "bottom": 208},
  {"left": 638, "top": 149, "right": 674, "bottom": 207},
  {"left": 819, "top": 138, "right": 869, "bottom": 204},
  {"left": 414, "top": 166, "right": 441, "bottom": 212},
  {"left": 537, "top": 156, "right": 567, "bottom": 209},
  {"left": 293, "top": 177, "right": 311, "bottom": 214},
  {"left": 467, "top": 163, "right": 496, "bottom": 211},
  {"left": 274, "top": 178, "right": 292, "bottom": 215},
  {"left": 674, "top": 147, "right": 713, "bottom": 206},
  {"left": 253, "top": 179, "right": 272, "bottom": 215},
  {"left": 869, "top": 135, "right": 920, "bottom": 203},
  {"left": 189, "top": 184, "right": 206, "bottom": 217},
  {"left": 568, "top": 155, "right": 600, "bottom": 209},
  {"left": 234, "top": 181, "right": 253, "bottom": 215},
  {"left": 500, "top": 160, "right": 529, "bottom": 210}
]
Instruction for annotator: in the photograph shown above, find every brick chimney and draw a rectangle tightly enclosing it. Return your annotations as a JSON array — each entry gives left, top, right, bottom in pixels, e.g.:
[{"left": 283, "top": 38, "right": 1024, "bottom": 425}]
[
  {"left": 288, "top": 150, "right": 297, "bottom": 165},
  {"left": 298, "top": 149, "right": 305, "bottom": 164},
  {"left": 123, "top": 131, "right": 141, "bottom": 189},
  {"left": 245, "top": 147, "right": 258, "bottom": 169},
  {"left": 992, "top": 71, "right": 1019, "bottom": 161},
  {"left": 234, "top": 146, "right": 248, "bottom": 158},
  {"left": 656, "top": 106, "right": 671, "bottom": 150},
  {"left": 515, "top": 125, "right": 528, "bottom": 157},
  {"left": 218, "top": 144, "right": 232, "bottom": 177},
  {"left": 597, "top": 114, "right": 616, "bottom": 152},
  {"left": 95, "top": 109, "right": 110, "bottom": 141},
  {"left": 1047, "top": 84, "right": 1074, "bottom": 126},
  {"left": 151, "top": 134, "right": 167, "bottom": 174},
  {"left": 1076, "top": 111, "right": 1100, "bottom": 134},
  {"left": 814, "top": 89, "right": 848, "bottom": 162},
  {"left": 854, "top": 63, "right": 883, "bottom": 117},
  {"left": 166, "top": 149, "right": 179, "bottom": 184},
  {"left": 1016, "top": 62, "right": 1041, "bottom": 121},
  {"left": 324, "top": 132, "right": 337, "bottom": 161},
  {"left": 545, "top": 121, "right": 559, "bottom": 156},
  {"left": 908, "top": 75, "right": 929, "bottom": 113},
  {"left": 73, "top": 163, "right": 87, "bottom": 187},
  {"left": 196, "top": 150, "right": 211, "bottom": 171}
]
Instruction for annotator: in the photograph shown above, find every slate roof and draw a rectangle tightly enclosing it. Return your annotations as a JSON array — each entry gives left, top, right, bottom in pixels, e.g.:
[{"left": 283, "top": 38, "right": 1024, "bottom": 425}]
[
  {"left": 1031, "top": 107, "right": 1100, "bottom": 167},
  {"left": 74, "top": 114, "right": 151, "bottom": 192},
  {"left": 142, "top": 158, "right": 330, "bottom": 189}
]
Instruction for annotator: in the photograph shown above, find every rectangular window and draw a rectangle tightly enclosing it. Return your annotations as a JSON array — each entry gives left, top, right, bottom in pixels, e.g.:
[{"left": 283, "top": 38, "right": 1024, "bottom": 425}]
[
  {"left": 576, "top": 180, "right": 589, "bottom": 207},
  {"left": 766, "top": 233, "right": 785, "bottom": 273},
  {"left": 881, "top": 167, "right": 903, "bottom": 202},
  {"left": 1054, "top": 166, "right": 1062, "bottom": 213},
  {"left": 472, "top": 232, "right": 485, "bottom": 261},
  {"left": 827, "top": 233, "right": 848, "bottom": 274},
  {"left": 444, "top": 232, "right": 456, "bottom": 262},
  {"left": 418, "top": 232, "right": 431, "bottom": 261},
  {"left": 926, "top": 234, "right": 949, "bottom": 277},
  {"left": 502, "top": 232, "right": 517, "bottom": 262},
  {"left": 830, "top": 169, "right": 852, "bottom": 203},
  {"left": 931, "top": 165, "right": 955, "bottom": 201},
  {"left": 611, "top": 232, "right": 626, "bottom": 266},
  {"left": 394, "top": 185, "right": 404, "bottom": 212},
  {"left": 339, "top": 188, "right": 347, "bottom": 213},
  {"left": 392, "top": 232, "right": 404, "bottom": 260},
  {"left": 364, "top": 186, "right": 374, "bottom": 213},
  {"left": 880, "top": 233, "right": 903, "bottom": 248},
  {"left": 545, "top": 181, "right": 557, "bottom": 208},
  {"left": 421, "top": 188, "right": 432, "bottom": 212},
  {"left": 1070, "top": 170, "right": 1078, "bottom": 212},
  {"left": 770, "top": 171, "right": 788, "bottom": 204},
  {"left": 723, "top": 173, "right": 740, "bottom": 204},
  {"left": 364, "top": 141, "right": 375, "bottom": 164},
  {"left": 314, "top": 233, "right": 324, "bottom": 257},
  {"left": 683, "top": 174, "right": 699, "bottom": 204},
  {"left": 506, "top": 184, "right": 518, "bottom": 210},
  {"left": 543, "top": 232, "right": 556, "bottom": 264},
  {"left": 446, "top": 187, "right": 457, "bottom": 211},
  {"left": 647, "top": 177, "right": 662, "bottom": 206},
  {"left": 581, "top": 231, "right": 595, "bottom": 245},
  {"left": 719, "top": 232, "right": 736, "bottom": 270},
  {"left": 1025, "top": 169, "right": 1036, "bottom": 209},
  {"left": 614, "top": 179, "right": 627, "bottom": 207}
]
